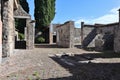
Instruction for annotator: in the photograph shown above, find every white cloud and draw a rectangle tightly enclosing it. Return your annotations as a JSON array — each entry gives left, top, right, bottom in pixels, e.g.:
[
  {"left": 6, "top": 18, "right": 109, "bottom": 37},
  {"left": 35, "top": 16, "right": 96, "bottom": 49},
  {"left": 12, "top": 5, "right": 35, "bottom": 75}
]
[{"left": 75, "top": 7, "right": 120, "bottom": 28}]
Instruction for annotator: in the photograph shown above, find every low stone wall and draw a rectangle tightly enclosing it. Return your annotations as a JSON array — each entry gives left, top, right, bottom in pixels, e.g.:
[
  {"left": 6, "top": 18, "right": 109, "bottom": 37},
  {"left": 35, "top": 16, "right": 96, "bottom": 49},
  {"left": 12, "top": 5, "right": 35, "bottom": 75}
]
[{"left": 56, "top": 21, "right": 74, "bottom": 48}]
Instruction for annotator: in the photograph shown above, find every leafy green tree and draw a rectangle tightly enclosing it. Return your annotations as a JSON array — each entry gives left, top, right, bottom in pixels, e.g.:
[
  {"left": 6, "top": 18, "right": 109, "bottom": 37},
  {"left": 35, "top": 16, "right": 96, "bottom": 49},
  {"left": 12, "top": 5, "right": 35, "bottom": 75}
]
[
  {"left": 34, "top": 0, "right": 56, "bottom": 31},
  {"left": 34, "top": 0, "right": 56, "bottom": 43}
]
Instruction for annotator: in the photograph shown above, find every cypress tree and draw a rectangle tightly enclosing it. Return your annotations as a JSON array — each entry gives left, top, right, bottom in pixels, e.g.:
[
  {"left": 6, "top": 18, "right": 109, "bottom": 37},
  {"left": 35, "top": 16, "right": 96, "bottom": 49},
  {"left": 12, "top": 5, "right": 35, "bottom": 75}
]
[{"left": 34, "top": 0, "right": 56, "bottom": 31}]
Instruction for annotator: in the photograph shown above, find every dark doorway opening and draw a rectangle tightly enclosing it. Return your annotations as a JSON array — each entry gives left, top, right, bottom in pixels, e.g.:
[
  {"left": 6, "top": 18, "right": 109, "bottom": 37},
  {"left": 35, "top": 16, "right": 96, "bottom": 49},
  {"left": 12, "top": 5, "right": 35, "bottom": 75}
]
[
  {"left": 103, "top": 33, "right": 114, "bottom": 50},
  {"left": 53, "top": 35, "right": 56, "bottom": 43},
  {"left": 14, "top": 18, "right": 26, "bottom": 49}
]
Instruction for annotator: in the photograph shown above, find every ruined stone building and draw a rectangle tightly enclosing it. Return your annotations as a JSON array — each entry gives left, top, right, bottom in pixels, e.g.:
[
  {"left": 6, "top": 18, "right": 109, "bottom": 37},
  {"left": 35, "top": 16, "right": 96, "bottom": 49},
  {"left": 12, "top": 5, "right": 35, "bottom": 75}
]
[
  {"left": 81, "top": 10, "right": 120, "bottom": 52},
  {"left": 49, "top": 24, "right": 60, "bottom": 44},
  {"left": 49, "top": 10, "right": 120, "bottom": 53},
  {"left": 55, "top": 21, "right": 81, "bottom": 48},
  {"left": 0, "top": 0, "right": 34, "bottom": 63},
  {"left": 55, "top": 9, "right": 120, "bottom": 52},
  {"left": 81, "top": 22, "right": 118, "bottom": 51},
  {"left": 56, "top": 21, "right": 74, "bottom": 48}
]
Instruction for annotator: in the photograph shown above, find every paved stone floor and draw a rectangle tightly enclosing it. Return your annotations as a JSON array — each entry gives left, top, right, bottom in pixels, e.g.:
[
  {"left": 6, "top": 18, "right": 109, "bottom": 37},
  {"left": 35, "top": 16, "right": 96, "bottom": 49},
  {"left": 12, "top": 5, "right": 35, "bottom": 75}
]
[{"left": 0, "top": 45, "right": 120, "bottom": 80}]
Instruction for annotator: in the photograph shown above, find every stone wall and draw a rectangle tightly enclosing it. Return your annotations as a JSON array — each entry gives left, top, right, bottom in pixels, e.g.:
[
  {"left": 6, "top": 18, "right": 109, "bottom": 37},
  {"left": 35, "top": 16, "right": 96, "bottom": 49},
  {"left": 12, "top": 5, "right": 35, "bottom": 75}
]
[
  {"left": 81, "top": 23, "right": 97, "bottom": 48},
  {"left": 0, "top": 21, "right": 2, "bottom": 63},
  {"left": 49, "top": 24, "right": 60, "bottom": 44},
  {"left": 114, "top": 23, "right": 120, "bottom": 52},
  {"left": 0, "top": 0, "right": 2, "bottom": 63},
  {"left": 2, "top": 0, "right": 15, "bottom": 57},
  {"left": 95, "top": 23, "right": 118, "bottom": 51},
  {"left": 81, "top": 22, "right": 118, "bottom": 51},
  {"left": 74, "top": 28, "right": 81, "bottom": 44},
  {"left": 26, "top": 18, "right": 34, "bottom": 49},
  {"left": 14, "top": 5, "right": 34, "bottom": 49},
  {"left": 56, "top": 21, "right": 74, "bottom": 48}
]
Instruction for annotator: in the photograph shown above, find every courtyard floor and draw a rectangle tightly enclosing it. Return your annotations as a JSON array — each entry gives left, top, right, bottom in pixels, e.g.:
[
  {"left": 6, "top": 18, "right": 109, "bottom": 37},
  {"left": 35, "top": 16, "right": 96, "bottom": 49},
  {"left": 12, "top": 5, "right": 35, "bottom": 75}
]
[{"left": 0, "top": 44, "right": 120, "bottom": 80}]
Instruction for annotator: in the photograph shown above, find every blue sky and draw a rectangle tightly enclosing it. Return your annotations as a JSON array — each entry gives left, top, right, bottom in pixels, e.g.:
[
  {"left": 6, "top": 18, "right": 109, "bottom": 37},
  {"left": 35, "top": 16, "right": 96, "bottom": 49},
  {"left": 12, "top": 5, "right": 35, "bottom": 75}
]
[{"left": 27, "top": 0, "right": 120, "bottom": 28}]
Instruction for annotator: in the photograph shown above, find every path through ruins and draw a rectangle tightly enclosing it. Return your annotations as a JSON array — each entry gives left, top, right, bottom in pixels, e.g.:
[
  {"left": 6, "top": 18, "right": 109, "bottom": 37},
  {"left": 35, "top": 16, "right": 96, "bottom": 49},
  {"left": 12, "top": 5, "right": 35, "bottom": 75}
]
[{"left": 0, "top": 45, "right": 120, "bottom": 80}]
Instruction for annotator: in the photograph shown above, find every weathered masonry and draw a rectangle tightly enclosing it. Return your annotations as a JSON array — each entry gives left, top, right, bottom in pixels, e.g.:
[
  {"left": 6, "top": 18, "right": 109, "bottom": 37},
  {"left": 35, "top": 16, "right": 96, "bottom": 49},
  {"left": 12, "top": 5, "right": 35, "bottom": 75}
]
[
  {"left": 14, "top": 4, "right": 34, "bottom": 49},
  {"left": 81, "top": 23, "right": 97, "bottom": 48},
  {"left": 0, "top": 0, "right": 2, "bottom": 63},
  {"left": 74, "top": 28, "right": 81, "bottom": 44},
  {"left": 81, "top": 22, "right": 118, "bottom": 51},
  {"left": 49, "top": 24, "right": 60, "bottom": 44},
  {"left": 114, "top": 9, "right": 120, "bottom": 53},
  {"left": 49, "top": 23, "right": 81, "bottom": 46},
  {"left": 2, "top": 0, "right": 19, "bottom": 57},
  {"left": 56, "top": 21, "right": 74, "bottom": 48},
  {"left": 0, "top": 0, "right": 34, "bottom": 63}
]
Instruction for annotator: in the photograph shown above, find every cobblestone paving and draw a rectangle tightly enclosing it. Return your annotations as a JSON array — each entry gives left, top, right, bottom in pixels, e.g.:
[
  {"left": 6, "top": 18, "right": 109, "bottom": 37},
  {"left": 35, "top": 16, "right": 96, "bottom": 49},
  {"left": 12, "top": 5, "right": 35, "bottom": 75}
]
[{"left": 0, "top": 46, "right": 120, "bottom": 80}]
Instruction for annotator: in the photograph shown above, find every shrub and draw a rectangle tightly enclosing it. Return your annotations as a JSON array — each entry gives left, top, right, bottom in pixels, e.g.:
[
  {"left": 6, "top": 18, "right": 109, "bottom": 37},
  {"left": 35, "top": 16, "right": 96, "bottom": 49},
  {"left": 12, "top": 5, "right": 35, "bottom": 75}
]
[
  {"left": 18, "top": 33, "right": 25, "bottom": 40},
  {"left": 37, "top": 37, "right": 45, "bottom": 43}
]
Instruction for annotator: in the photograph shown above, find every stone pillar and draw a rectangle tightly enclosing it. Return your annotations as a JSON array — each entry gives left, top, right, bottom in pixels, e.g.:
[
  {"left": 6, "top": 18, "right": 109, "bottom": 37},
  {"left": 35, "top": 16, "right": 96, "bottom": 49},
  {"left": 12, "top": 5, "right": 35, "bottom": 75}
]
[
  {"left": 56, "top": 29, "right": 59, "bottom": 44},
  {"left": 49, "top": 24, "right": 53, "bottom": 44},
  {"left": 24, "top": 27, "right": 27, "bottom": 41},
  {"left": 81, "top": 22, "right": 84, "bottom": 47},
  {"left": 0, "top": 0, "right": 2, "bottom": 63},
  {"left": 119, "top": 9, "right": 120, "bottom": 23},
  {"left": 69, "top": 21, "right": 74, "bottom": 48},
  {"left": 2, "top": 0, "right": 14, "bottom": 57},
  {"left": 26, "top": 18, "right": 34, "bottom": 49}
]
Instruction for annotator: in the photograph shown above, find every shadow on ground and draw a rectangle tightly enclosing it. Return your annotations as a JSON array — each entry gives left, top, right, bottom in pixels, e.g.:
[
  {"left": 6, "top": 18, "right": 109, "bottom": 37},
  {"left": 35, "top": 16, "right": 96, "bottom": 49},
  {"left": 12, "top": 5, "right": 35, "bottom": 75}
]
[
  {"left": 43, "top": 52, "right": 120, "bottom": 80},
  {"left": 35, "top": 44, "right": 68, "bottom": 48},
  {"left": 74, "top": 44, "right": 82, "bottom": 49}
]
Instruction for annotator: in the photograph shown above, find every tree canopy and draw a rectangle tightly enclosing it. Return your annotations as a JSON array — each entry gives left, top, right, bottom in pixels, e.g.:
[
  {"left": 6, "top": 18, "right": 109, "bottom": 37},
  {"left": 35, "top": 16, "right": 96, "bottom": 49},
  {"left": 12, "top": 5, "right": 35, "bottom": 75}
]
[{"left": 34, "top": 0, "right": 56, "bottom": 31}]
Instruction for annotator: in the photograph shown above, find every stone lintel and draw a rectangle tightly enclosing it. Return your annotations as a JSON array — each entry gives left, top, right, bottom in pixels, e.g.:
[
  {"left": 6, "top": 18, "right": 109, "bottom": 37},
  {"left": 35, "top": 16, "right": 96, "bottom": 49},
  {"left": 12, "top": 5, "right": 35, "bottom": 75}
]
[{"left": 14, "top": 16, "right": 30, "bottom": 19}]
